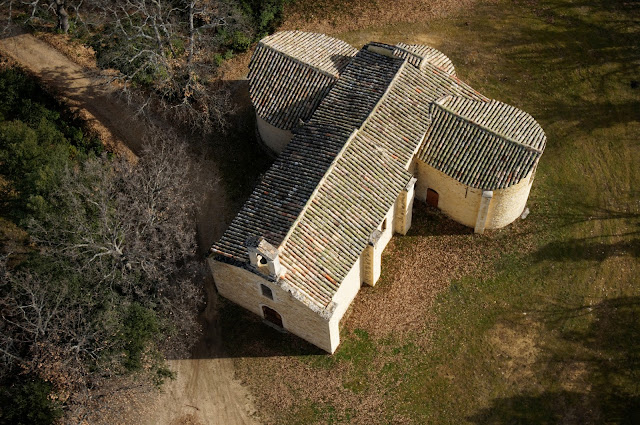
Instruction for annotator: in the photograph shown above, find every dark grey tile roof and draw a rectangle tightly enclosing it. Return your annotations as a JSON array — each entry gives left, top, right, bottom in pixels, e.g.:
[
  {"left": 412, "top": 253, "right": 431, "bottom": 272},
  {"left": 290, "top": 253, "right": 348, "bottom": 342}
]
[
  {"left": 395, "top": 43, "right": 456, "bottom": 76},
  {"left": 213, "top": 34, "right": 546, "bottom": 311},
  {"left": 212, "top": 48, "right": 404, "bottom": 265},
  {"left": 248, "top": 31, "right": 357, "bottom": 130},
  {"left": 417, "top": 96, "right": 545, "bottom": 190}
]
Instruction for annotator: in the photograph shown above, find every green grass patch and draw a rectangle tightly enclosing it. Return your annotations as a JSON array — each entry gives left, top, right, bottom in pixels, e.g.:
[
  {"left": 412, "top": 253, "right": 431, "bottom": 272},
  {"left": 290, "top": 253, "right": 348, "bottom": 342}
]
[
  {"left": 344, "top": 0, "right": 640, "bottom": 422},
  {"left": 237, "top": 0, "right": 640, "bottom": 423}
]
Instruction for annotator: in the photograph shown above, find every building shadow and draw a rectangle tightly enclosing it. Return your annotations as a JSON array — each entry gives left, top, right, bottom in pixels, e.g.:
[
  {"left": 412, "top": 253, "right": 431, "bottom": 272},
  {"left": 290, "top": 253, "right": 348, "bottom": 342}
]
[
  {"left": 406, "top": 200, "right": 474, "bottom": 236},
  {"left": 467, "top": 296, "right": 640, "bottom": 424},
  {"left": 207, "top": 78, "right": 273, "bottom": 209},
  {"left": 181, "top": 271, "right": 326, "bottom": 360}
]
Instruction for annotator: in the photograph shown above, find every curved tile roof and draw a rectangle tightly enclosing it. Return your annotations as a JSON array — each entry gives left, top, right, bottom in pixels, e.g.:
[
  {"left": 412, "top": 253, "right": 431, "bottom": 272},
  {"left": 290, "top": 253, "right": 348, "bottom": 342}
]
[
  {"left": 261, "top": 31, "right": 357, "bottom": 76},
  {"left": 213, "top": 48, "right": 403, "bottom": 266},
  {"left": 248, "top": 31, "right": 358, "bottom": 131},
  {"left": 213, "top": 33, "right": 546, "bottom": 312},
  {"left": 438, "top": 96, "right": 546, "bottom": 151},
  {"left": 395, "top": 43, "right": 456, "bottom": 76},
  {"left": 417, "top": 97, "right": 545, "bottom": 190}
]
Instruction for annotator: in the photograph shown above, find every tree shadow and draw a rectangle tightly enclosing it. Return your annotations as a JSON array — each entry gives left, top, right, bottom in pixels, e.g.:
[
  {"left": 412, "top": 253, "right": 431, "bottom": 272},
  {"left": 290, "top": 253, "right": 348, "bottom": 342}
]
[
  {"left": 543, "top": 199, "right": 640, "bottom": 229},
  {"left": 534, "top": 237, "right": 640, "bottom": 261},
  {"left": 467, "top": 0, "right": 640, "bottom": 133},
  {"left": 533, "top": 198, "right": 640, "bottom": 261},
  {"left": 468, "top": 296, "right": 640, "bottom": 424}
]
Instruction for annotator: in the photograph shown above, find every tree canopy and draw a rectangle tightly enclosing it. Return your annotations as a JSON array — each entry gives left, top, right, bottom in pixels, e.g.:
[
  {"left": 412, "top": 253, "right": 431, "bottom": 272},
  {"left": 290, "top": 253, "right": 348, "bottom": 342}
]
[{"left": 0, "top": 66, "right": 208, "bottom": 423}]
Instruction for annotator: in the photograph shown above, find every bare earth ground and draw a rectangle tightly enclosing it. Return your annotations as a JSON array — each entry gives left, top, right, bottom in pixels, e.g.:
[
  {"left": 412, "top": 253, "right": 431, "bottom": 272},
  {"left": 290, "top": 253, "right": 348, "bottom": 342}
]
[{"left": 0, "top": 29, "right": 258, "bottom": 425}]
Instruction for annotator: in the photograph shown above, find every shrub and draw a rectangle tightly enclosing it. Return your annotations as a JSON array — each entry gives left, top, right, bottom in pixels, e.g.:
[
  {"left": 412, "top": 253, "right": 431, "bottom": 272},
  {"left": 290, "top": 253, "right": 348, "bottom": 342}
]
[
  {"left": 231, "top": 31, "right": 253, "bottom": 52},
  {"left": 0, "top": 377, "right": 62, "bottom": 425}
]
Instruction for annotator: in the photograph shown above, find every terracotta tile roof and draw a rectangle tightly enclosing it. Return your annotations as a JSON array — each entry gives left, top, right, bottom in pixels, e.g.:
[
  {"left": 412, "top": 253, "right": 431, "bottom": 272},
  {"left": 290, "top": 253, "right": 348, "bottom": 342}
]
[
  {"left": 212, "top": 35, "right": 546, "bottom": 312},
  {"left": 212, "top": 48, "right": 403, "bottom": 265},
  {"left": 278, "top": 131, "right": 413, "bottom": 305},
  {"left": 417, "top": 96, "right": 546, "bottom": 190},
  {"left": 273, "top": 48, "right": 491, "bottom": 307},
  {"left": 248, "top": 31, "right": 357, "bottom": 130},
  {"left": 395, "top": 43, "right": 456, "bottom": 76}
]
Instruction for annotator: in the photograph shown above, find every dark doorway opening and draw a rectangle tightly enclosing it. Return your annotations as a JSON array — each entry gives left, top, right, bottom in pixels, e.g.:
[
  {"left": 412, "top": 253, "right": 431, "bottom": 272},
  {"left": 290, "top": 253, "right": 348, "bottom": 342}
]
[
  {"left": 427, "top": 188, "right": 439, "bottom": 208},
  {"left": 262, "top": 305, "right": 283, "bottom": 328}
]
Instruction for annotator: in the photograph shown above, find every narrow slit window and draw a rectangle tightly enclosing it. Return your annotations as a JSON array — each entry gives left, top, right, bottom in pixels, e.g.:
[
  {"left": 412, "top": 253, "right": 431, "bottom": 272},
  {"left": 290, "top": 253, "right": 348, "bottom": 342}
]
[
  {"left": 381, "top": 218, "right": 387, "bottom": 231},
  {"left": 261, "top": 284, "right": 273, "bottom": 300}
]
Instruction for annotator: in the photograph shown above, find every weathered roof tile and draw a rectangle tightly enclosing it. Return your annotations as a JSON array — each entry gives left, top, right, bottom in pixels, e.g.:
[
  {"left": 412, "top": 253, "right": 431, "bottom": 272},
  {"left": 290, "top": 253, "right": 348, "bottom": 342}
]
[
  {"left": 248, "top": 31, "right": 357, "bottom": 130},
  {"left": 417, "top": 98, "right": 545, "bottom": 189},
  {"left": 212, "top": 34, "right": 546, "bottom": 312}
]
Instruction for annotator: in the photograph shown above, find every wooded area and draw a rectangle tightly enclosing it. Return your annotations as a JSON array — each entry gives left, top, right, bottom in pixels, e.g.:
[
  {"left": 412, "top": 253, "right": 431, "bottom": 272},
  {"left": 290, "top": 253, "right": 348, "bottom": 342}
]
[
  {"left": 0, "top": 0, "right": 291, "bottom": 132},
  {"left": 0, "top": 64, "right": 211, "bottom": 423},
  {"left": 0, "top": 2, "right": 292, "bottom": 422}
]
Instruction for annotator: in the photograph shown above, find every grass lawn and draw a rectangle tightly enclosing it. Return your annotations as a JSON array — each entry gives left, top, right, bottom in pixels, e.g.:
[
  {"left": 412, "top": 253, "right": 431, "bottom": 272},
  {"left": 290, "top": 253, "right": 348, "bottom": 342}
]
[{"left": 221, "top": 0, "right": 640, "bottom": 423}]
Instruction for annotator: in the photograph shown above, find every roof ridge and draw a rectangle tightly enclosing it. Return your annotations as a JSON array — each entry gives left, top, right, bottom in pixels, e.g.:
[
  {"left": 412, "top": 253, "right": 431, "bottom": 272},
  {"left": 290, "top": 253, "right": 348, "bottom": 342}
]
[
  {"left": 394, "top": 43, "right": 443, "bottom": 71},
  {"left": 278, "top": 58, "right": 407, "bottom": 263},
  {"left": 257, "top": 38, "right": 340, "bottom": 79},
  {"left": 390, "top": 44, "right": 425, "bottom": 64},
  {"left": 431, "top": 100, "right": 544, "bottom": 154},
  {"left": 277, "top": 128, "right": 359, "bottom": 253}
]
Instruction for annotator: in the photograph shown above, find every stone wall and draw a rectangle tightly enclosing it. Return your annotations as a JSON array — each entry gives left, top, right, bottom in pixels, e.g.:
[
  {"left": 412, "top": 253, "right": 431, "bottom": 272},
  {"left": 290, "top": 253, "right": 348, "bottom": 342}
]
[
  {"left": 362, "top": 196, "right": 404, "bottom": 286},
  {"left": 209, "top": 259, "right": 333, "bottom": 352},
  {"left": 394, "top": 178, "right": 416, "bottom": 235},
  {"left": 256, "top": 114, "right": 293, "bottom": 154},
  {"left": 414, "top": 160, "right": 533, "bottom": 230},
  {"left": 327, "top": 257, "right": 362, "bottom": 351},
  {"left": 486, "top": 170, "right": 534, "bottom": 229},
  {"left": 210, "top": 185, "right": 420, "bottom": 353},
  {"left": 415, "top": 160, "right": 484, "bottom": 227}
]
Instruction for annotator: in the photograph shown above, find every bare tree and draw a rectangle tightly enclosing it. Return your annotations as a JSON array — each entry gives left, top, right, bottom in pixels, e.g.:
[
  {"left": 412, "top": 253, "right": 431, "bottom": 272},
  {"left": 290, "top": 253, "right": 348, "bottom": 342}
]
[
  {"left": 0, "top": 0, "right": 248, "bottom": 131},
  {"left": 1, "top": 128, "right": 211, "bottom": 418},
  {"left": 0, "top": 0, "right": 79, "bottom": 33},
  {"left": 27, "top": 129, "right": 208, "bottom": 332},
  {"left": 89, "top": 0, "right": 249, "bottom": 132},
  {"left": 0, "top": 256, "right": 119, "bottom": 406}
]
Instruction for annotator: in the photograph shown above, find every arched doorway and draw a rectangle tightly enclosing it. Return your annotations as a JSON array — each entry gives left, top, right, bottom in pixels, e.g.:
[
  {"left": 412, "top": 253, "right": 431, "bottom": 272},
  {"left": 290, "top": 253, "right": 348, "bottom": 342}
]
[
  {"left": 262, "top": 305, "right": 283, "bottom": 328},
  {"left": 427, "top": 188, "right": 439, "bottom": 208}
]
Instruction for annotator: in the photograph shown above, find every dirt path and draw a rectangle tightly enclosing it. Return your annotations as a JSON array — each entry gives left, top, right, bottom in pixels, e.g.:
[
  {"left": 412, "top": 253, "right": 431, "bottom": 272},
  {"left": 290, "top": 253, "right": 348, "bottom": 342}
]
[{"left": 0, "top": 29, "right": 259, "bottom": 425}]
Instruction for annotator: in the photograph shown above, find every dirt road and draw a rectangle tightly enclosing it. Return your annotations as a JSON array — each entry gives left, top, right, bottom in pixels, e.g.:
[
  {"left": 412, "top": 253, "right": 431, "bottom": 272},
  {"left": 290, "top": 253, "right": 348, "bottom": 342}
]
[{"left": 0, "top": 29, "right": 259, "bottom": 425}]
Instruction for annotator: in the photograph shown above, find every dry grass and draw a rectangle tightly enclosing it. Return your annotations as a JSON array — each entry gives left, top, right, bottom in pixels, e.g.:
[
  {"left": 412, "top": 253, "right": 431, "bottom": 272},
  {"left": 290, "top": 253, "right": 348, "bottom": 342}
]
[
  {"left": 281, "top": 0, "right": 495, "bottom": 35},
  {"left": 226, "top": 0, "right": 640, "bottom": 423},
  {"left": 227, "top": 207, "right": 538, "bottom": 424},
  {"left": 342, "top": 209, "right": 536, "bottom": 340}
]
